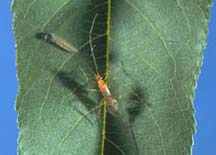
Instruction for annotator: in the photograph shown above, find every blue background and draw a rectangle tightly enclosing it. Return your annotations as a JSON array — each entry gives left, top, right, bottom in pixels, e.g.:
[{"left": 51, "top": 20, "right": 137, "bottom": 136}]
[{"left": 0, "top": 1, "right": 215, "bottom": 154}]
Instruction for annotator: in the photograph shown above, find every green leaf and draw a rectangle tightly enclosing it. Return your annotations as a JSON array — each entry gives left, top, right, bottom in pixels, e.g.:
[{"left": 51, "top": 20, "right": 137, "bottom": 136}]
[{"left": 13, "top": 0, "right": 211, "bottom": 155}]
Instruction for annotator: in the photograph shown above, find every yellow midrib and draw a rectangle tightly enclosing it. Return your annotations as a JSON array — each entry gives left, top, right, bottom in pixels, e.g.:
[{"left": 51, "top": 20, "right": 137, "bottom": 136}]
[{"left": 101, "top": 0, "right": 111, "bottom": 155}]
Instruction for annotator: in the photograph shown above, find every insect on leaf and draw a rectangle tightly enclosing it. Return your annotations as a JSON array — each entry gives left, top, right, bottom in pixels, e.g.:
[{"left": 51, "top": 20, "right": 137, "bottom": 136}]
[{"left": 13, "top": 0, "right": 212, "bottom": 155}]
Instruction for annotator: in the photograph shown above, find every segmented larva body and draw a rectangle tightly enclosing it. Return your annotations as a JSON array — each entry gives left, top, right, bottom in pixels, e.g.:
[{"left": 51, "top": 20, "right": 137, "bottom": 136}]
[{"left": 43, "top": 33, "right": 78, "bottom": 54}]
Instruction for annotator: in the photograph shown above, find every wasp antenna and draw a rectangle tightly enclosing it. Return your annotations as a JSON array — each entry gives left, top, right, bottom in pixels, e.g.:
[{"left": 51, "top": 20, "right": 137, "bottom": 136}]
[{"left": 89, "top": 14, "right": 99, "bottom": 74}]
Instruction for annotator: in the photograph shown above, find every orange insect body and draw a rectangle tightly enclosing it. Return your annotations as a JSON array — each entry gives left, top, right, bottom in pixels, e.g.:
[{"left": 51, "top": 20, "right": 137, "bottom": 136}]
[
  {"left": 96, "top": 74, "right": 109, "bottom": 93},
  {"left": 95, "top": 73, "right": 118, "bottom": 114}
]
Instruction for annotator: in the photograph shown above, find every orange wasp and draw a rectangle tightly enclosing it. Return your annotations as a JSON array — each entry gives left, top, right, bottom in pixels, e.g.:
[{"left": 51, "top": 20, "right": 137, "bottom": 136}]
[
  {"left": 89, "top": 14, "right": 119, "bottom": 115},
  {"left": 95, "top": 73, "right": 118, "bottom": 114}
]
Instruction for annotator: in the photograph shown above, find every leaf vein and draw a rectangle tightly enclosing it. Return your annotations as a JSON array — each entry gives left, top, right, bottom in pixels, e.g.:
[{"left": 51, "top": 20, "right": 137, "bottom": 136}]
[
  {"left": 123, "top": 0, "right": 177, "bottom": 79},
  {"left": 38, "top": 56, "right": 71, "bottom": 119}
]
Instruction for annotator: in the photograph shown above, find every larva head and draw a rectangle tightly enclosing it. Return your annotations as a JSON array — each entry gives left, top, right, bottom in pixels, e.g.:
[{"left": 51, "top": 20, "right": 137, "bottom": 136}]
[
  {"left": 35, "top": 32, "right": 53, "bottom": 42},
  {"left": 43, "top": 33, "right": 53, "bottom": 42}
]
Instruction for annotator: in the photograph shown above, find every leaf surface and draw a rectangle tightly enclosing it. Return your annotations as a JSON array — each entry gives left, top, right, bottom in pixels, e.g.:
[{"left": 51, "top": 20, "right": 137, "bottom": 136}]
[{"left": 13, "top": 0, "right": 211, "bottom": 154}]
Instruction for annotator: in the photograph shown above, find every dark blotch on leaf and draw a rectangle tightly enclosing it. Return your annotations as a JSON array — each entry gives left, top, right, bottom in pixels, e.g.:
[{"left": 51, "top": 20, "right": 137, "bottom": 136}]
[{"left": 127, "top": 84, "right": 150, "bottom": 123}]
